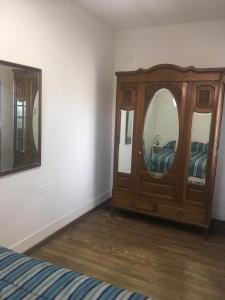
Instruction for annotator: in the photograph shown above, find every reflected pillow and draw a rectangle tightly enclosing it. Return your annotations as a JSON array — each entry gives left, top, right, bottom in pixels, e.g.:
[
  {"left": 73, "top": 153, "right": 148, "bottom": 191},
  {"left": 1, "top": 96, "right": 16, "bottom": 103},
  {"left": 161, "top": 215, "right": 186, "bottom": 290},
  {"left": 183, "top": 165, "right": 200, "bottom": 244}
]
[{"left": 164, "top": 140, "right": 176, "bottom": 150}]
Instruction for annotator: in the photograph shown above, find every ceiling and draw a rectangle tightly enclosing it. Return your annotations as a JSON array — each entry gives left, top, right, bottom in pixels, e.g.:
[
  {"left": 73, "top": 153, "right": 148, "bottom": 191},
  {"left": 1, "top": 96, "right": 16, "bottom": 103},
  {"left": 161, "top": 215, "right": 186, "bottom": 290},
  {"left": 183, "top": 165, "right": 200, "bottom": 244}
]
[{"left": 72, "top": 0, "right": 225, "bottom": 29}]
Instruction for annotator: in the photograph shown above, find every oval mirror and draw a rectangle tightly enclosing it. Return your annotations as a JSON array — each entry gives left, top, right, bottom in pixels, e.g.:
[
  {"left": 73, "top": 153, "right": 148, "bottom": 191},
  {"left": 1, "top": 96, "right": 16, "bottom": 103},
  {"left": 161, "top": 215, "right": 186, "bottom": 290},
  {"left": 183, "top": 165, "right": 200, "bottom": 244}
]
[{"left": 143, "top": 88, "right": 179, "bottom": 178}]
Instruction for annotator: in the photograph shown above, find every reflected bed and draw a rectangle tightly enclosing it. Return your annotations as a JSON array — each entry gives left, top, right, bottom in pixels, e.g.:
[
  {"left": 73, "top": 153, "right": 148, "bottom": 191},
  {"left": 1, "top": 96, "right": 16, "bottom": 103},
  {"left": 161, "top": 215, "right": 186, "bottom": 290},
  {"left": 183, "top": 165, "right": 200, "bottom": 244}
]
[{"left": 148, "top": 141, "right": 208, "bottom": 181}]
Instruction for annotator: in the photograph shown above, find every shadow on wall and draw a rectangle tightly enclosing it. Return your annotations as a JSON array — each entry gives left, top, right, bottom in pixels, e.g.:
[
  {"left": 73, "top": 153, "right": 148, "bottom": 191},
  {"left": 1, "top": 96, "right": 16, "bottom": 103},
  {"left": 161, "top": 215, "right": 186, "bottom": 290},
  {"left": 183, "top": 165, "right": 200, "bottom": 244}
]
[{"left": 92, "top": 53, "right": 114, "bottom": 204}]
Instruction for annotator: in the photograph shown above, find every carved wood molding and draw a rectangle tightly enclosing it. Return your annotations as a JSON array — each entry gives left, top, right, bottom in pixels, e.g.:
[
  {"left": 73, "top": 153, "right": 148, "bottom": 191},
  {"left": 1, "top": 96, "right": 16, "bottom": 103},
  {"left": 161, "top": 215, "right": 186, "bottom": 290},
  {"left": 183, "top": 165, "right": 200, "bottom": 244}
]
[
  {"left": 118, "top": 83, "right": 137, "bottom": 106},
  {"left": 145, "top": 82, "right": 182, "bottom": 110},
  {"left": 116, "top": 64, "right": 225, "bottom": 76}
]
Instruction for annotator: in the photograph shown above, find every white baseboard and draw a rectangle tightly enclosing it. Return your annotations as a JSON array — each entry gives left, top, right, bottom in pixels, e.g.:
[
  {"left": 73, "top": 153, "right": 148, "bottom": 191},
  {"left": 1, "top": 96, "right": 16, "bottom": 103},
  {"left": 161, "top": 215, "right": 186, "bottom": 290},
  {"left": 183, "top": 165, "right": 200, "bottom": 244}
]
[{"left": 10, "top": 191, "right": 110, "bottom": 253}]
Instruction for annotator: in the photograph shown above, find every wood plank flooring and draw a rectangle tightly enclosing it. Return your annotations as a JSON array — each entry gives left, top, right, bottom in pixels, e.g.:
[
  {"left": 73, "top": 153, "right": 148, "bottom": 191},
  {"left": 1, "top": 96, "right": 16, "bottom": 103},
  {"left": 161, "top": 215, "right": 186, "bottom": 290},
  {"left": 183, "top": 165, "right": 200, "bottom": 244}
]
[{"left": 30, "top": 207, "right": 225, "bottom": 300}]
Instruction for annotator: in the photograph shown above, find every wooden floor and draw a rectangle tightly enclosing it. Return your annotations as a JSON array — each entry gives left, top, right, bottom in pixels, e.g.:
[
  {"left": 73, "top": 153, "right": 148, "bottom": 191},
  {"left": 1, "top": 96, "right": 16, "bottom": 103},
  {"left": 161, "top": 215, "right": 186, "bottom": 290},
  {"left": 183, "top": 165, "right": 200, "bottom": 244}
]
[{"left": 30, "top": 207, "right": 225, "bottom": 300}]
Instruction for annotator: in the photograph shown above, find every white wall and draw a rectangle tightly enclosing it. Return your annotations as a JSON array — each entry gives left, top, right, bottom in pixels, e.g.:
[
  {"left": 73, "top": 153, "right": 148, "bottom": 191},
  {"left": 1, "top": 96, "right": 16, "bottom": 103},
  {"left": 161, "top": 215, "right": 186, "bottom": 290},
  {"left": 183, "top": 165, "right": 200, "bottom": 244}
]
[
  {"left": 114, "top": 20, "right": 225, "bottom": 220},
  {"left": 0, "top": 0, "right": 114, "bottom": 252}
]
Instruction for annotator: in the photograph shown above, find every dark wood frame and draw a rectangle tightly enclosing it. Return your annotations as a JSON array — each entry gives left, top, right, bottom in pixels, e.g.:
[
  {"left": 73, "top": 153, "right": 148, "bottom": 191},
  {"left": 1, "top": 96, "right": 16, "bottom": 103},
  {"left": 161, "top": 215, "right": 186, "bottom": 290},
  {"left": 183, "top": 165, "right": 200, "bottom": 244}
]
[
  {"left": 112, "top": 64, "right": 225, "bottom": 234},
  {"left": 0, "top": 59, "right": 42, "bottom": 177}
]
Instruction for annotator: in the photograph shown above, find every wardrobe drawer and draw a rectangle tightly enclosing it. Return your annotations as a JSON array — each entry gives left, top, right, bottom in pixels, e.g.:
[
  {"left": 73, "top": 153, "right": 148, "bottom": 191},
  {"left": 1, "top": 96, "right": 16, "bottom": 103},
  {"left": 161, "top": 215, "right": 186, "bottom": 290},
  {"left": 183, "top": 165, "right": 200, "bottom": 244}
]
[
  {"left": 179, "top": 209, "right": 205, "bottom": 225},
  {"left": 117, "top": 174, "right": 131, "bottom": 189},
  {"left": 158, "top": 204, "right": 178, "bottom": 220},
  {"left": 112, "top": 196, "right": 157, "bottom": 214},
  {"left": 158, "top": 204, "right": 205, "bottom": 225},
  {"left": 112, "top": 197, "right": 133, "bottom": 210},
  {"left": 132, "top": 199, "right": 157, "bottom": 214}
]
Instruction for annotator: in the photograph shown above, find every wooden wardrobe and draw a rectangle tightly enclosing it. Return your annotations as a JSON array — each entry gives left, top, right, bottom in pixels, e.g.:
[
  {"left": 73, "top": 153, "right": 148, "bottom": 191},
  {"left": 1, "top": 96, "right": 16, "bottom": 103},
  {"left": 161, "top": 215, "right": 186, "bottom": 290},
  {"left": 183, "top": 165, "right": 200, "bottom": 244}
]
[{"left": 112, "top": 65, "right": 225, "bottom": 234}]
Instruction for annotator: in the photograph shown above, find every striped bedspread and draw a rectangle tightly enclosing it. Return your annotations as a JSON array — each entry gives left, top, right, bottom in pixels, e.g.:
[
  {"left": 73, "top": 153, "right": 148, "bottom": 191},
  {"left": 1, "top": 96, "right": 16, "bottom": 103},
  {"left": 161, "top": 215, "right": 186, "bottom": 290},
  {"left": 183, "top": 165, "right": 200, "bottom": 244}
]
[
  {"left": 149, "top": 144, "right": 207, "bottom": 178},
  {"left": 189, "top": 151, "right": 208, "bottom": 178},
  {"left": 0, "top": 247, "right": 151, "bottom": 300},
  {"left": 149, "top": 148, "right": 174, "bottom": 174}
]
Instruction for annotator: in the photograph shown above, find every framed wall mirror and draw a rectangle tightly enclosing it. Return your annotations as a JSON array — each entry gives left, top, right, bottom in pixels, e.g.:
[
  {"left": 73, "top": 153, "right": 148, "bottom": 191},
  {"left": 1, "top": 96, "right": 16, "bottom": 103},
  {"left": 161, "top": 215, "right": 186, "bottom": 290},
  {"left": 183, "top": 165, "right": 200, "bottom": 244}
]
[{"left": 0, "top": 60, "right": 41, "bottom": 176}]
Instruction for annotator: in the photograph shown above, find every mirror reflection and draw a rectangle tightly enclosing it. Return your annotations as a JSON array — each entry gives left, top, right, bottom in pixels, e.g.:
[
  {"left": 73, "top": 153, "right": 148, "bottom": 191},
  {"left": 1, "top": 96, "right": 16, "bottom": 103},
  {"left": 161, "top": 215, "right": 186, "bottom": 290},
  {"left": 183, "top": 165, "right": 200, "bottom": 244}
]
[
  {"left": 118, "top": 110, "right": 134, "bottom": 173},
  {"left": 188, "top": 112, "right": 211, "bottom": 185},
  {"left": 0, "top": 62, "right": 41, "bottom": 175},
  {"left": 32, "top": 91, "right": 39, "bottom": 151},
  {"left": 143, "top": 88, "right": 179, "bottom": 177}
]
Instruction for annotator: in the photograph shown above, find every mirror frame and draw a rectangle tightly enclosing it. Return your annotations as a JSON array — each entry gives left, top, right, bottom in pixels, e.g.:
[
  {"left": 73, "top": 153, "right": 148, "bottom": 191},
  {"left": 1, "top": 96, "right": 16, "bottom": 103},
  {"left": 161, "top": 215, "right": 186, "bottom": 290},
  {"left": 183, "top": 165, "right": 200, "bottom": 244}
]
[{"left": 0, "top": 59, "right": 42, "bottom": 177}]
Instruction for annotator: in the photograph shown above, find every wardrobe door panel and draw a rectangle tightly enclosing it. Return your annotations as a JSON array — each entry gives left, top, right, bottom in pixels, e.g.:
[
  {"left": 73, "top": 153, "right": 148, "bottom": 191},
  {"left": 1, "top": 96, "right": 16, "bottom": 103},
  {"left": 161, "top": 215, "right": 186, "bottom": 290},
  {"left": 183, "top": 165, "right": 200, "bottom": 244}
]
[
  {"left": 184, "top": 82, "right": 219, "bottom": 211},
  {"left": 113, "top": 83, "right": 138, "bottom": 193},
  {"left": 137, "top": 82, "right": 187, "bottom": 204},
  {"left": 185, "top": 185, "right": 205, "bottom": 209},
  {"left": 117, "top": 173, "right": 131, "bottom": 189},
  {"left": 140, "top": 180, "right": 175, "bottom": 198}
]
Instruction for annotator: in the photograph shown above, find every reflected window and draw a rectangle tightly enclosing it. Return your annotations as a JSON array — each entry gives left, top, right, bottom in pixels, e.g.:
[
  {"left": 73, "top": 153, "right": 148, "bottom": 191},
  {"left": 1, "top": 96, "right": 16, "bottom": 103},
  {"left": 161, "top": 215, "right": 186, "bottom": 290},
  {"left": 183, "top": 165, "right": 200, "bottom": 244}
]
[
  {"left": 118, "top": 110, "right": 134, "bottom": 173},
  {"left": 188, "top": 112, "right": 212, "bottom": 185}
]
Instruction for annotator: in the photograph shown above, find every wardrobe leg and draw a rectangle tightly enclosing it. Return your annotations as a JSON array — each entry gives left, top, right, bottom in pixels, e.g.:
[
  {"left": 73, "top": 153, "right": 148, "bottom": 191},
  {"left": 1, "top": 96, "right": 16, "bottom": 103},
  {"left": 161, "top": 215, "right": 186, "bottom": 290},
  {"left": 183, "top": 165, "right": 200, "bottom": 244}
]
[
  {"left": 111, "top": 207, "right": 115, "bottom": 218},
  {"left": 204, "top": 227, "right": 209, "bottom": 239}
]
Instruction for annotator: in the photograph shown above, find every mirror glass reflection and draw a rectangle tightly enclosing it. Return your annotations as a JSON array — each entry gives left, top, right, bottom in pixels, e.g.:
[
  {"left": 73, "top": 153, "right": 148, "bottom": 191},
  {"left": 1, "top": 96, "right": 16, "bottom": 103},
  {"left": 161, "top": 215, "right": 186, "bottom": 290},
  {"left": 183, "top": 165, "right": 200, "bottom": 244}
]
[
  {"left": 0, "top": 63, "right": 41, "bottom": 175},
  {"left": 143, "top": 88, "right": 179, "bottom": 178},
  {"left": 118, "top": 109, "right": 134, "bottom": 173},
  {"left": 32, "top": 91, "right": 39, "bottom": 151},
  {"left": 188, "top": 112, "right": 212, "bottom": 185}
]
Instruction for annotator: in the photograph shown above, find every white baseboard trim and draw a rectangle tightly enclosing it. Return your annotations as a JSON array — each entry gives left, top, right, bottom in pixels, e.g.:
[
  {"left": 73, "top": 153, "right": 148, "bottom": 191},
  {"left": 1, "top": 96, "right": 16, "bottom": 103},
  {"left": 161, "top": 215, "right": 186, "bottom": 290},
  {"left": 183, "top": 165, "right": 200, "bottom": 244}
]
[{"left": 10, "top": 190, "right": 110, "bottom": 253}]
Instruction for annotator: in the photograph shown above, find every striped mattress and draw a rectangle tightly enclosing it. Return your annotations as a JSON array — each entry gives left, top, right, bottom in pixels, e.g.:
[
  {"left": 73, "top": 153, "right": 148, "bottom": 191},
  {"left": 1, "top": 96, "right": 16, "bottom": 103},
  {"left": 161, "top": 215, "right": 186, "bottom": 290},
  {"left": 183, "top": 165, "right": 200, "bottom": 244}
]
[{"left": 0, "top": 247, "right": 151, "bottom": 300}]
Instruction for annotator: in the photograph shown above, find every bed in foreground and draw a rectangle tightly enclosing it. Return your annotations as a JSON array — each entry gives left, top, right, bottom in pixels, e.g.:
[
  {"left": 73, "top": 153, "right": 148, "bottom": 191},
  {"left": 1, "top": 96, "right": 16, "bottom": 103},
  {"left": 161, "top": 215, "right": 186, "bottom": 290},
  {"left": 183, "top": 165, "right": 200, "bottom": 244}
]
[{"left": 0, "top": 246, "right": 151, "bottom": 300}]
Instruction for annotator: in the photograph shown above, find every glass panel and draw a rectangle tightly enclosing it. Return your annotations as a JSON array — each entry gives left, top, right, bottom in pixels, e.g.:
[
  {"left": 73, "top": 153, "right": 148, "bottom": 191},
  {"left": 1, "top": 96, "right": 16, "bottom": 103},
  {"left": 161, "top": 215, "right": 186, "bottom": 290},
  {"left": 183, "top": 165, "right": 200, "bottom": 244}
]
[
  {"left": 143, "top": 88, "right": 179, "bottom": 178},
  {"left": 188, "top": 112, "right": 212, "bottom": 185},
  {"left": 118, "top": 109, "right": 134, "bottom": 173}
]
